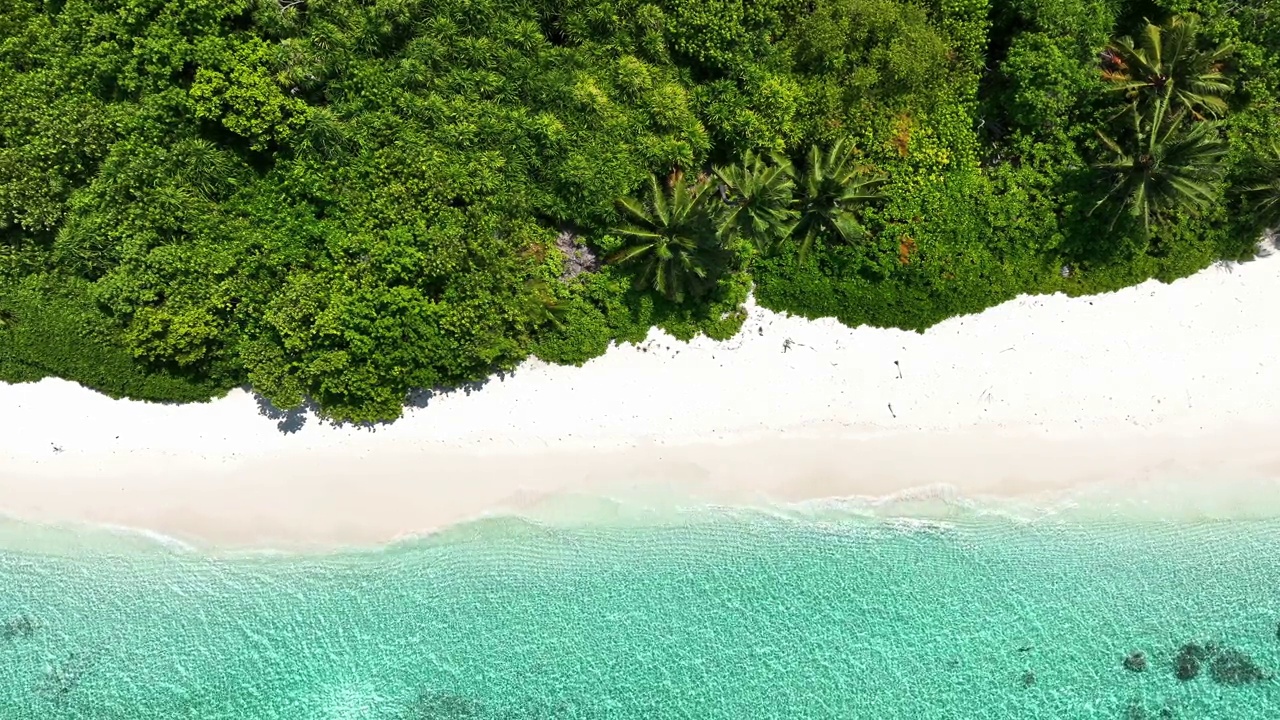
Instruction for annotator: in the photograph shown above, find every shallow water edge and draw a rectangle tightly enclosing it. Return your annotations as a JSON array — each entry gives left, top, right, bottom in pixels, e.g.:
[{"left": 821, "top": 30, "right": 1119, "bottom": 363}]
[
  {"left": 5, "top": 467, "right": 1280, "bottom": 559},
  {"left": 3, "top": 501, "right": 1280, "bottom": 719}
]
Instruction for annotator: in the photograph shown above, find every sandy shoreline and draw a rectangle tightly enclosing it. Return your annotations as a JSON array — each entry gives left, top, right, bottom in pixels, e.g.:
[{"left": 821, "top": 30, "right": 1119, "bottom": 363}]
[
  {"left": 4, "top": 424, "right": 1280, "bottom": 551},
  {"left": 2, "top": 245, "right": 1279, "bottom": 549}
]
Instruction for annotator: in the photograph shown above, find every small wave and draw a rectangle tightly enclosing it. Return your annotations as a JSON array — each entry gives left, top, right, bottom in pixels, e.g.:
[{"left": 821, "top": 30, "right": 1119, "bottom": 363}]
[
  {"left": 273, "top": 478, "right": 1280, "bottom": 559},
  {"left": 367, "top": 491, "right": 1059, "bottom": 552},
  {"left": 93, "top": 523, "right": 199, "bottom": 553},
  {"left": 0, "top": 514, "right": 201, "bottom": 557},
  {"left": 5, "top": 473, "right": 1276, "bottom": 561}
]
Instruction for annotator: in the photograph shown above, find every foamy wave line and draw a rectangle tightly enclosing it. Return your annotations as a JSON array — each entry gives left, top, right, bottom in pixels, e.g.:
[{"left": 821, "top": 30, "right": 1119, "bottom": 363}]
[
  {"left": 6, "top": 474, "right": 1276, "bottom": 558},
  {"left": 0, "top": 513, "right": 201, "bottom": 556},
  {"left": 169, "top": 482, "right": 1242, "bottom": 555},
  {"left": 92, "top": 523, "right": 199, "bottom": 552},
  {"left": 378, "top": 488, "right": 1081, "bottom": 552},
  {"left": 765, "top": 486, "right": 1051, "bottom": 525}
]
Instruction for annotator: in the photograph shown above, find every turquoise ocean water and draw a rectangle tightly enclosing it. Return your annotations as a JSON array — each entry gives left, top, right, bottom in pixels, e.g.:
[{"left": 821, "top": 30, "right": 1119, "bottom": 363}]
[{"left": 1, "top": 502, "right": 1278, "bottom": 719}]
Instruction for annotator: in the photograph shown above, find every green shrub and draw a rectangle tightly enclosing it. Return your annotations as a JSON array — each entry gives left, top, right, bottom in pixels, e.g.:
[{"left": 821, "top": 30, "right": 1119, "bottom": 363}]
[{"left": 0, "top": 0, "right": 1274, "bottom": 421}]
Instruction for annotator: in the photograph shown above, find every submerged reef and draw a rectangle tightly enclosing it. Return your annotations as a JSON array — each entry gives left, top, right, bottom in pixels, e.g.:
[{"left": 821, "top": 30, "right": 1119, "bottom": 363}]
[
  {"left": 1174, "top": 643, "right": 1206, "bottom": 681},
  {"left": 1210, "top": 647, "right": 1272, "bottom": 685},
  {"left": 1124, "top": 701, "right": 1177, "bottom": 720},
  {"left": 36, "top": 651, "right": 92, "bottom": 700},
  {"left": 405, "top": 691, "right": 587, "bottom": 720},
  {"left": 1123, "top": 651, "right": 1148, "bottom": 673},
  {"left": 1172, "top": 641, "right": 1272, "bottom": 685},
  {"left": 410, "top": 691, "right": 485, "bottom": 719},
  {"left": 2, "top": 613, "right": 37, "bottom": 640}
]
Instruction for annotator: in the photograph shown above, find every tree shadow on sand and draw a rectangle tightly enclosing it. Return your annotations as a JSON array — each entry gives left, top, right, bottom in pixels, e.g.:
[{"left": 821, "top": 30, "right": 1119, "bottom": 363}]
[
  {"left": 402, "top": 372, "right": 512, "bottom": 412},
  {"left": 249, "top": 370, "right": 516, "bottom": 435},
  {"left": 253, "top": 394, "right": 318, "bottom": 434}
]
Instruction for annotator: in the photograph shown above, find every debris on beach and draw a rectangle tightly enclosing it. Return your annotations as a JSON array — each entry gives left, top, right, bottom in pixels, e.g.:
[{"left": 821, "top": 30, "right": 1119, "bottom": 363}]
[{"left": 1123, "top": 651, "right": 1147, "bottom": 672}]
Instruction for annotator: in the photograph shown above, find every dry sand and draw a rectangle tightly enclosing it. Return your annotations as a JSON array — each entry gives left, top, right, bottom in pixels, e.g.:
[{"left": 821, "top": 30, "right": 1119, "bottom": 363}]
[{"left": 1, "top": 245, "right": 1278, "bottom": 549}]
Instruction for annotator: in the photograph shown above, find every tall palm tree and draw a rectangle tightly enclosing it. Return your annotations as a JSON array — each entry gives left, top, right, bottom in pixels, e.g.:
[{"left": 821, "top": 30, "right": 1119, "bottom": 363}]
[
  {"left": 792, "top": 141, "right": 887, "bottom": 262},
  {"left": 1243, "top": 142, "right": 1280, "bottom": 229},
  {"left": 607, "top": 173, "right": 720, "bottom": 302},
  {"left": 1101, "top": 15, "right": 1234, "bottom": 120},
  {"left": 1091, "top": 101, "right": 1228, "bottom": 232},
  {"left": 714, "top": 150, "right": 798, "bottom": 254}
]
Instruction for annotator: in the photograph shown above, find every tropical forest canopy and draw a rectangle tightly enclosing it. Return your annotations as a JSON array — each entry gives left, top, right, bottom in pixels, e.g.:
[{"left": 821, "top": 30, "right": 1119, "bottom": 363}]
[{"left": 1, "top": 0, "right": 1278, "bottom": 422}]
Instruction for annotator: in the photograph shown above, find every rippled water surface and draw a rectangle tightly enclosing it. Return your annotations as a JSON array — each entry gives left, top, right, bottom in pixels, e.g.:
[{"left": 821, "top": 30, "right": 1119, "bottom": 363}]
[{"left": 1, "top": 509, "right": 1278, "bottom": 719}]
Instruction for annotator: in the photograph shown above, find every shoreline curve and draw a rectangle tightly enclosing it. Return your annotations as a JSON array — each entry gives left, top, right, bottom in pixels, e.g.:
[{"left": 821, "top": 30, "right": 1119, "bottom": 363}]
[{"left": 1, "top": 248, "right": 1279, "bottom": 550}]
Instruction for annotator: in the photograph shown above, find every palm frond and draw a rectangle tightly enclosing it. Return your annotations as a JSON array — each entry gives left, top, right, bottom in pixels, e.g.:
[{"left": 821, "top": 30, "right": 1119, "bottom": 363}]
[
  {"left": 1091, "top": 100, "right": 1227, "bottom": 233},
  {"left": 1242, "top": 143, "right": 1280, "bottom": 228},
  {"left": 715, "top": 150, "right": 799, "bottom": 254},
  {"left": 615, "top": 195, "right": 654, "bottom": 227},
  {"left": 648, "top": 175, "right": 669, "bottom": 227},
  {"left": 1101, "top": 16, "right": 1235, "bottom": 120},
  {"left": 790, "top": 142, "right": 884, "bottom": 261},
  {"left": 606, "top": 173, "right": 722, "bottom": 302},
  {"left": 606, "top": 242, "right": 657, "bottom": 265}
]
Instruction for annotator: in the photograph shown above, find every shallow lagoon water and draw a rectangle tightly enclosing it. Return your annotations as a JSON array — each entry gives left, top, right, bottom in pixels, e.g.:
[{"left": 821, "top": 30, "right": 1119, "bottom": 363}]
[{"left": 1, "top": 505, "right": 1278, "bottom": 719}]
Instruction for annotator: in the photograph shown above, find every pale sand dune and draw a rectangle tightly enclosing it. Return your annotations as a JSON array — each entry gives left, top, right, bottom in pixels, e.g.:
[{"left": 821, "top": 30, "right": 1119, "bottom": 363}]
[{"left": 1, "top": 247, "right": 1278, "bottom": 548}]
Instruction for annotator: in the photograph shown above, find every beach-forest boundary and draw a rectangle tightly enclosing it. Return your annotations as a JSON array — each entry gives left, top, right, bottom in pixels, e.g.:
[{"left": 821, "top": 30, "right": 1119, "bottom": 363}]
[{"left": 2, "top": 0, "right": 1278, "bottom": 423}]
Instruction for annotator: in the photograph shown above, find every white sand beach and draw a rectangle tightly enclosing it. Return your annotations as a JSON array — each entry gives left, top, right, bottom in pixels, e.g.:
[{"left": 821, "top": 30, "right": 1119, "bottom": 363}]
[{"left": 2, "top": 245, "right": 1279, "bottom": 549}]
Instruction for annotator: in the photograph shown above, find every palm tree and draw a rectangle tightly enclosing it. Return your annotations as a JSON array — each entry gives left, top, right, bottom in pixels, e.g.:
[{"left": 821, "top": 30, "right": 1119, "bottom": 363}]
[
  {"left": 1091, "top": 101, "right": 1228, "bottom": 232},
  {"left": 173, "top": 139, "right": 237, "bottom": 199},
  {"left": 296, "top": 107, "right": 356, "bottom": 160},
  {"left": 521, "top": 278, "right": 568, "bottom": 330},
  {"left": 714, "top": 150, "right": 798, "bottom": 254},
  {"left": 1101, "top": 15, "right": 1234, "bottom": 120},
  {"left": 607, "top": 173, "right": 721, "bottom": 302},
  {"left": 1243, "top": 142, "right": 1280, "bottom": 229},
  {"left": 792, "top": 141, "right": 887, "bottom": 262}
]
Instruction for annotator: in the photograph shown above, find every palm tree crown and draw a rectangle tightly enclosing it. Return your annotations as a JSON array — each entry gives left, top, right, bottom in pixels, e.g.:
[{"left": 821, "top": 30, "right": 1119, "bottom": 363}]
[
  {"left": 1092, "top": 101, "right": 1228, "bottom": 232},
  {"left": 1244, "top": 142, "right": 1280, "bottom": 230},
  {"left": 792, "top": 140, "right": 887, "bottom": 262},
  {"left": 714, "top": 151, "right": 798, "bottom": 254},
  {"left": 607, "top": 173, "right": 721, "bottom": 303},
  {"left": 1101, "top": 15, "right": 1234, "bottom": 119},
  {"left": 520, "top": 278, "right": 568, "bottom": 330}
]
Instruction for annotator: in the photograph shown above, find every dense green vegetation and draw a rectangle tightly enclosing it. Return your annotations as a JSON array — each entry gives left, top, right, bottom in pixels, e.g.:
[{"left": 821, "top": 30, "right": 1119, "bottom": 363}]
[{"left": 1, "top": 0, "right": 1277, "bottom": 422}]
